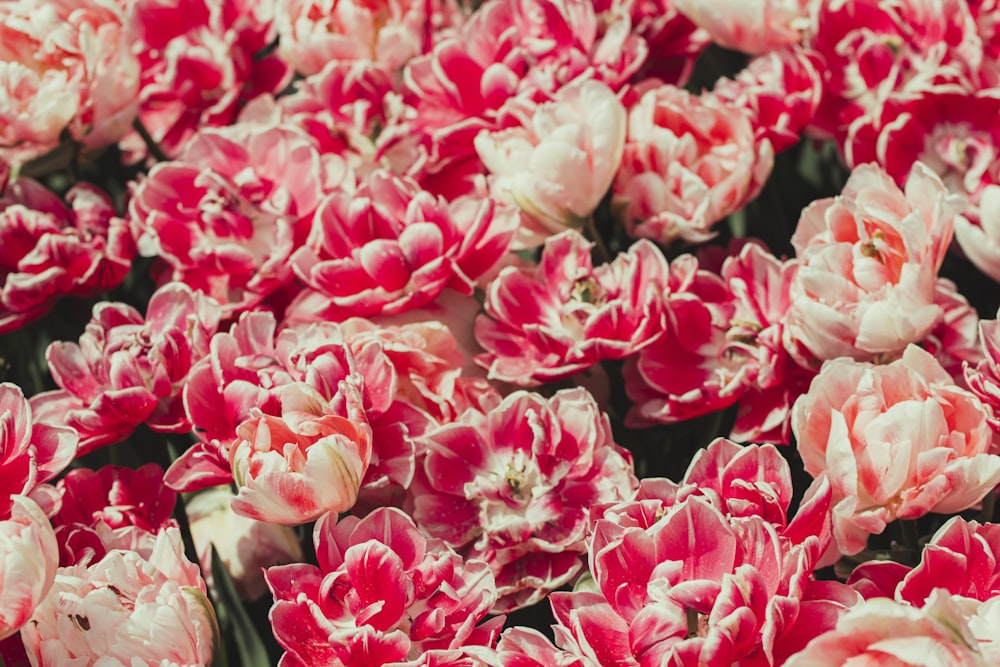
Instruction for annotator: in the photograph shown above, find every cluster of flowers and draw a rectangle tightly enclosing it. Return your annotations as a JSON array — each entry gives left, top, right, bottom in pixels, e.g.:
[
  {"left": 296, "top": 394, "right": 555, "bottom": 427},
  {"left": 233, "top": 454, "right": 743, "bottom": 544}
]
[{"left": 2, "top": 0, "right": 1000, "bottom": 664}]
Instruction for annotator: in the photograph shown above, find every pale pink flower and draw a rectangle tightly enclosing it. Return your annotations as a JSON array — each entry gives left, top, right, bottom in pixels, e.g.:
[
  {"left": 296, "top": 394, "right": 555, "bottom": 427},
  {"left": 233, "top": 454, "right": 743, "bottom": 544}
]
[
  {"left": 289, "top": 169, "right": 516, "bottom": 319},
  {"left": 21, "top": 526, "right": 219, "bottom": 666},
  {"left": 187, "top": 486, "right": 303, "bottom": 601},
  {"left": 129, "top": 123, "right": 332, "bottom": 314},
  {"left": 127, "top": 0, "right": 291, "bottom": 158},
  {"left": 474, "top": 79, "right": 627, "bottom": 238},
  {"left": 475, "top": 231, "right": 670, "bottom": 385},
  {"left": 275, "top": 0, "right": 427, "bottom": 76},
  {"left": 614, "top": 84, "right": 773, "bottom": 243},
  {"left": 785, "top": 590, "right": 989, "bottom": 667},
  {"left": 0, "top": 0, "right": 139, "bottom": 167},
  {"left": 0, "top": 496, "right": 58, "bottom": 641},
  {"left": 414, "top": 387, "right": 638, "bottom": 611},
  {"left": 0, "top": 383, "right": 77, "bottom": 519},
  {"left": 784, "top": 162, "right": 962, "bottom": 365},
  {"left": 674, "top": 0, "right": 809, "bottom": 53},
  {"left": 0, "top": 175, "right": 134, "bottom": 333},
  {"left": 265, "top": 507, "right": 505, "bottom": 665},
  {"left": 792, "top": 345, "right": 1000, "bottom": 556},
  {"left": 29, "top": 283, "right": 221, "bottom": 454},
  {"left": 230, "top": 381, "right": 373, "bottom": 525}
]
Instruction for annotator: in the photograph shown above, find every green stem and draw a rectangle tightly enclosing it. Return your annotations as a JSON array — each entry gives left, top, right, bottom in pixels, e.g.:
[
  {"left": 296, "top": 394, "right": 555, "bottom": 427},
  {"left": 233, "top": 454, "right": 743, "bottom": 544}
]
[
  {"left": 581, "top": 216, "right": 611, "bottom": 264},
  {"left": 133, "top": 118, "right": 169, "bottom": 162}
]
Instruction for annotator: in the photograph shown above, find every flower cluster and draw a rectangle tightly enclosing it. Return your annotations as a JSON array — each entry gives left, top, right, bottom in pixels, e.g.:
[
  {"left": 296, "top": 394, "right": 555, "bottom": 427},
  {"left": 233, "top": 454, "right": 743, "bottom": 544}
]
[{"left": 2, "top": 0, "right": 1000, "bottom": 664}]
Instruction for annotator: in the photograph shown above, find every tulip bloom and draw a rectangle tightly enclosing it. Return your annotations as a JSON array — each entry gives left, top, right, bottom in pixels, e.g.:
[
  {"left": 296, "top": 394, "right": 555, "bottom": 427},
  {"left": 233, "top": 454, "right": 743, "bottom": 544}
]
[
  {"left": 229, "top": 382, "right": 374, "bottom": 525},
  {"left": 0, "top": 496, "right": 58, "bottom": 641}
]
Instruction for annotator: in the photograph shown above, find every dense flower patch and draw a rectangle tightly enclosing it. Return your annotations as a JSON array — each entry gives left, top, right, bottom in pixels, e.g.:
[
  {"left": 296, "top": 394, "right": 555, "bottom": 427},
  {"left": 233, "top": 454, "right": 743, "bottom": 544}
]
[{"left": 2, "top": 0, "right": 1000, "bottom": 665}]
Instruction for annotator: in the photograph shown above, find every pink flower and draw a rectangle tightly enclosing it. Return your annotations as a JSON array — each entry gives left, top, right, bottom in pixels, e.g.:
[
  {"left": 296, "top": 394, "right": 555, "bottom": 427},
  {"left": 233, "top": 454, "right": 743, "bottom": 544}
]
[
  {"left": 230, "top": 381, "right": 374, "bottom": 524},
  {"left": 805, "top": 0, "right": 981, "bottom": 140},
  {"left": 166, "top": 310, "right": 428, "bottom": 497},
  {"left": 413, "top": 387, "right": 638, "bottom": 611},
  {"left": 475, "top": 231, "right": 669, "bottom": 385},
  {"left": 0, "top": 383, "right": 77, "bottom": 519},
  {"left": 474, "top": 79, "right": 627, "bottom": 238},
  {"left": 336, "top": 317, "right": 479, "bottom": 424},
  {"left": 966, "top": 310, "right": 1000, "bottom": 433},
  {"left": 540, "top": 439, "right": 852, "bottom": 666},
  {"left": 850, "top": 516, "right": 1000, "bottom": 606},
  {"left": 0, "top": 0, "right": 139, "bottom": 166},
  {"left": 0, "top": 496, "right": 58, "bottom": 641},
  {"left": 792, "top": 345, "right": 1000, "bottom": 556},
  {"left": 265, "top": 507, "right": 505, "bottom": 665},
  {"left": 21, "top": 526, "right": 219, "bottom": 666},
  {"left": 275, "top": 0, "right": 427, "bottom": 76},
  {"left": 592, "top": 0, "right": 708, "bottom": 86},
  {"left": 129, "top": 123, "right": 331, "bottom": 314},
  {"left": 402, "top": 0, "right": 645, "bottom": 198},
  {"left": 784, "top": 162, "right": 961, "bottom": 365},
  {"left": 713, "top": 47, "right": 824, "bottom": 153},
  {"left": 0, "top": 176, "right": 134, "bottom": 333},
  {"left": 289, "top": 170, "right": 516, "bottom": 319},
  {"left": 127, "top": 0, "right": 292, "bottom": 158},
  {"left": 784, "top": 590, "right": 989, "bottom": 666},
  {"left": 29, "top": 283, "right": 221, "bottom": 454},
  {"left": 49, "top": 464, "right": 176, "bottom": 535},
  {"left": 673, "top": 0, "right": 809, "bottom": 53},
  {"left": 187, "top": 486, "right": 303, "bottom": 601},
  {"left": 614, "top": 84, "right": 773, "bottom": 243},
  {"left": 624, "top": 253, "right": 740, "bottom": 426}
]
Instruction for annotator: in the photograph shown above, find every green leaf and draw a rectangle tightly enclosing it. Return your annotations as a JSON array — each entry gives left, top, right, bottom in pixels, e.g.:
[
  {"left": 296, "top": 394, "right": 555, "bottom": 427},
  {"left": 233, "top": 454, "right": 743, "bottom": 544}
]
[{"left": 210, "top": 545, "right": 270, "bottom": 667}]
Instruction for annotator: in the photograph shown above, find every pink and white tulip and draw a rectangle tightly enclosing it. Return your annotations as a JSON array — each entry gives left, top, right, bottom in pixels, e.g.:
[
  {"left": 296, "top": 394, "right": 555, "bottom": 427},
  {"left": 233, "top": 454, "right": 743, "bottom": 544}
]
[
  {"left": 266, "top": 507, "right": 504, "bottom": 665},
  {"left": 289, "top": 169, "right": 516, "bottom": 320},
  {"left": 127, "top": 0, "right": 291, "bottom": 158},
  {"left": 414, "top": 387, "right": 638, "bottom": 611},
  {"left": 129, "top": 123, "right": 333, "bottom": 314},
  {"left": 0, "top": 176, "right": 134, "bottom": 333},
  {"left": 0, "top": 0, "right": 139, "bottom": 166},
  {"left": 0, "top": 496, "right": 58, "bottom": 641},
  {"left": 474, "top": 79, "right": 627, "bottom": 239},
  {"left": 230, "top": 381, "right": 374, "bottom": 525},
  {"left": 792, "top": 345, "right": 1000, "bottom": 556},
  {"left": 0, "top": 383, "right": 77, "bottom": 519},
  {"left": 29, "top": 283, "right": 221, "bottom": 454},
  {"left": 475, "top": 231, "right": 670, "bottom": 385},
  {"left": 21, "top": 526, "right": 218, "bottom": 666},
  {"left": 538, "top": 439, "right": 852, "bottom": 666},
  {"left": 784, "top": 162, "right": 961, "bottom": 365},
  {"left": 614, "top": 84, "right": 773, "bottom": 243}
]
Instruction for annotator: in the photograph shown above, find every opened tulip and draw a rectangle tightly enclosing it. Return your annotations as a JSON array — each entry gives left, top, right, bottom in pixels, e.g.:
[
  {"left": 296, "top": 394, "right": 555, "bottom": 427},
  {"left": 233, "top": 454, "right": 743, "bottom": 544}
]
[
  {"left": 474, "top": 79, "right": 627, "bottom": 238},
  {"left": 230, "top": 381, "right": 374, "bottom": 525},
  {"left": 0, "top": 496, "right": 58, "bottom": 641},
  {"left": 793, "top": 345, "right": 1000, "bottom": 555}
]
